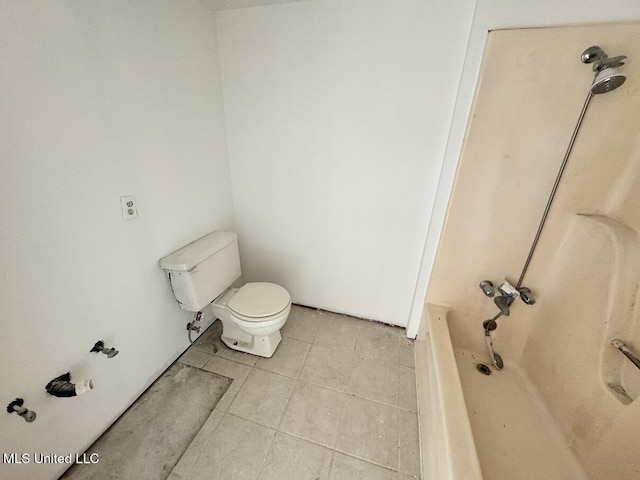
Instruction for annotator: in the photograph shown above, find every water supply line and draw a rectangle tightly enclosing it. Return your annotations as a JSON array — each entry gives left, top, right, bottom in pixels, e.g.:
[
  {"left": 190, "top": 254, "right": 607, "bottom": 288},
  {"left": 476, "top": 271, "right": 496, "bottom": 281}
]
[{"left": 187, "top": 311, "right": 203, "bottom": 344}]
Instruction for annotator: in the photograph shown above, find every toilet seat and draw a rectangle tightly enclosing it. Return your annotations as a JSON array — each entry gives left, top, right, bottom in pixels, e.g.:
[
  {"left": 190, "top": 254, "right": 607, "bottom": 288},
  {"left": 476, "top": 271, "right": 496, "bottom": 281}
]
[{"left": 227, "top": 282, "right": 290, "bottom": 322}]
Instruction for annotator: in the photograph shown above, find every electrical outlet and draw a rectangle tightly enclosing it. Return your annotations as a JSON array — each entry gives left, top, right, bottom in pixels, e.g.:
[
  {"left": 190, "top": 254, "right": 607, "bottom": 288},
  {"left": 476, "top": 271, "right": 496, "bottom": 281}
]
[{"left": 120, "top": 195, "right": 138, "bottom": 220}]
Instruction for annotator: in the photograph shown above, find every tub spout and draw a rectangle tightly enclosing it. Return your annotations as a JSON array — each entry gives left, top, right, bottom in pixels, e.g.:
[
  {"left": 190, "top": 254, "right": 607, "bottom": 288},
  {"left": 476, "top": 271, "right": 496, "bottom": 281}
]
[{"left": 483, "top": 319, "right": 503, "bottom": 370}]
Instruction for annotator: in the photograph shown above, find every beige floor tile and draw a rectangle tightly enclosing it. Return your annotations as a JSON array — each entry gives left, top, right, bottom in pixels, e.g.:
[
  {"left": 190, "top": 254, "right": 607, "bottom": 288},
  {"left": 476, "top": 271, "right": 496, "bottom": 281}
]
[
  {"left": 190, "top": 320, "right": 223, "bottom": 356},
  {"left": 256, "top": 336, "right": 311, "bottom": 378},
  {"left": 187, "top": 414, "right": 275, "bottom": 479},
  {"left": 228, "top": 369, "right": 296, "bottom": 428},
  {"left": 355, "top": 326, "right": 400, "bottom": 364},
  {"left": 201, "top": 357, "right": 252, "bottom": 412},
  {"left": 281, "top": 305, "right": 323, "bottom": 343},
  {"left": 398, "top": 410, "right": 420, "bottom": 478},
  {"left": 335, "top": 396, "right": 399, "bottom": 469},
  {"left": 348, "top": 357, "right": 399, "bottom": 406},
  {"left": 202, "top": 355, "right": 252, "bottom": 380},
  {"left": 280, "top": 381, "right": 348, "bottom": 448},
  {"left": 398, "top": 366, "right": 417, "bottom": 412},
  {"left": 300, "top": 344, "right": 358, "bottom": 392},
  {"left": 398, "top": 338, "right": 415, "bottom": 368},
  {"left": 170, "top": 408, "right": 225, "bottom": 478},
  {"left": 258, "top": 432, "right": 333, "bottom": 480},
  {"left": 329, "top": 452, "right": 398, "bottom": 480},
  {"left": 314, "top": 312, "right": 361, "bottom": 353},
  {"left": 169, "top": 308, "right": 422, "bottom": 480},
  {"left": 178, "top": 348, "right": 213, "bottom": 369},
  {"left": 361, "top": 320, "right": 407, "bottom": 337},
  {"left": 215, "top": 341, "right": 260, "bottom": 366},
  {"left": 214, "top": 374, "right": 248, "bottom": 412}
]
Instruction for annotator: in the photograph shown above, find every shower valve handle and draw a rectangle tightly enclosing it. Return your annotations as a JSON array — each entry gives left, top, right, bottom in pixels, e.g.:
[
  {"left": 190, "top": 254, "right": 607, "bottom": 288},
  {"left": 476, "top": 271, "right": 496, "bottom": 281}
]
[
  {"left": 518, "top": 287, "right": 536, "bottom": 305},
  {"left": 479, "top": 280, "right": 495, "bottom": 297}
]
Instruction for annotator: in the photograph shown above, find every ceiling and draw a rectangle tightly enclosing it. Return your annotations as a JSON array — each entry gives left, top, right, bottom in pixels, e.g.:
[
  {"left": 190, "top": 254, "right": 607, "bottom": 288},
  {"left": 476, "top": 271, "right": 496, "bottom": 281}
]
[{"left": 201, "top": 0, "right": 310, "bottom": 11}]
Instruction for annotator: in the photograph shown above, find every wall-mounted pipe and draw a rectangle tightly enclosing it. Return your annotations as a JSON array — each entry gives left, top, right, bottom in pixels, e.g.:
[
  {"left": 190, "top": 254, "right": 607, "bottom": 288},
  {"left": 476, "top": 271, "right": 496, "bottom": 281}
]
[
  {"left": 90, "top": 340, "right": 119, "bottom": 358},
  {"left": 45, "top": 372, "right": 93, "bottom": 398},
  {"left": 6, "top": 398, "right": 36, "bottom": 422}
]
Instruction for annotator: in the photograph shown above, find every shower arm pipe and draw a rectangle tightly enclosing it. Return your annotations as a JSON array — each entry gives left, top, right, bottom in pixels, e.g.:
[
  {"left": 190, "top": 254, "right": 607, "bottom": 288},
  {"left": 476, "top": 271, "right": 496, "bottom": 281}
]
[{"left": 515, "top": 89, "right": 594, "bottom": 290}]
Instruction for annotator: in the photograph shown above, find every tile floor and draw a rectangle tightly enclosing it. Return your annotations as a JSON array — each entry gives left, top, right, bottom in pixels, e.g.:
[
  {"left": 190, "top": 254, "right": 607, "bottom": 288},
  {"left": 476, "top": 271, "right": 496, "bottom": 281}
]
[{"left": 169, "top": 305, "right": 420, "bottom": 480}]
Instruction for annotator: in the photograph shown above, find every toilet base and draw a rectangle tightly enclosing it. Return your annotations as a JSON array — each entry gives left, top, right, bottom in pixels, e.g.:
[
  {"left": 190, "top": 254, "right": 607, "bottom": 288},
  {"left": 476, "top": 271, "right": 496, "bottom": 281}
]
[
  {"left": 209, "top": 289, "right": 289, "bottom": 358},
  {"left": 221, "top": 330, "right": 282, "bottom": 358}
]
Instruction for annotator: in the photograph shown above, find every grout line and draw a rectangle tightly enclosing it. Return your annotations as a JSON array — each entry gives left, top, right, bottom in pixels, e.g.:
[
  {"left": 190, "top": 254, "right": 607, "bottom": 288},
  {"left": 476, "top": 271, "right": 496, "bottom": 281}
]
[
  {"left": 326, "top": 450, "right": 336, "bottom": 478},
  {"left": 296, "top": 340, "right": 312, "bottom": 378},
  {"left": 295, "top": 375, "right": 406, "bottom": 410},
  {"left": 276, "top": 380, "right": 402, "bottom": 473},
  {"left": 332, "top": 447, "right": 402, "bottom": 474},
  {"left": 274, "top": 378, "right": 299, "bottom": 432},
  {"left": 226, "top": 411, "right": 277, "bottom": 433},
  {"left": 169, "top": 385, "right": 228, "bottom": 478},
  {"left": 251, "top": 415, "right": 278, "bottom": 479},
  {"left": 274, "top": 427, "right": 403, "bottom": 476}
]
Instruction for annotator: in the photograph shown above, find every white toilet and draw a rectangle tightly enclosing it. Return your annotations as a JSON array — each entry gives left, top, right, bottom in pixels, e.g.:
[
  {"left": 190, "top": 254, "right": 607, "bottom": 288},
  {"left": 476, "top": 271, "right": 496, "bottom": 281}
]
[{"left": 159, "top": 231, "right": 291, "bottom": 357}]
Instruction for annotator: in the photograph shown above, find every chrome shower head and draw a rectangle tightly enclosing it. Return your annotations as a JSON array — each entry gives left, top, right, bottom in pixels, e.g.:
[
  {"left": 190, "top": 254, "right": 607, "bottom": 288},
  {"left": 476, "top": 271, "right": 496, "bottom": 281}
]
[
  {"left": 591, "top": 67, "right": 626, "bottom": 94},
  {"left": 581, "top": 45, "right": 627, "bottom": 94}
]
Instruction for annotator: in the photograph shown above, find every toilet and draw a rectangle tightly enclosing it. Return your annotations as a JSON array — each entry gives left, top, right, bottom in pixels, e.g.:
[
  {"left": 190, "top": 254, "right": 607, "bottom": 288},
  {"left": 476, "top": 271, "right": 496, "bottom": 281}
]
[{"left": 159, "top": 231, "right": 291, "bottom": 357}]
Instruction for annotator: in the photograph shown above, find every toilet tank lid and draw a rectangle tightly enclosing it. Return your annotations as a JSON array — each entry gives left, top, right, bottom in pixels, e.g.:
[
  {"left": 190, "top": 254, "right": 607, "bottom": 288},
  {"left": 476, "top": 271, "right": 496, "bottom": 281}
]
[{"left": 158, "top": 231, "right": 237, "bottom": 272}]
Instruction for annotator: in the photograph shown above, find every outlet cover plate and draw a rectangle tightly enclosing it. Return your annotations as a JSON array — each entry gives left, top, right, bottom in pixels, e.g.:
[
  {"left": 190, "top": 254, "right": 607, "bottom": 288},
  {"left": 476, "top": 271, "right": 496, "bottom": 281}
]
[{"left": 120, "top": 195, "right": 138, "bottom": 220}]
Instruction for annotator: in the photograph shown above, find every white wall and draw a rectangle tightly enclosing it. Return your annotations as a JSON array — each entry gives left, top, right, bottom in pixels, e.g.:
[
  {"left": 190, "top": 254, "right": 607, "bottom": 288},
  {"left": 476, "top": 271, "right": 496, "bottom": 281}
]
[
  {"left": 215, "top": 0, "right": 476, "bottom": 327},
  {"left": 0, "top": 2, "right": 233, "bottom": 479},
  {"left": 409, "top": 0, "right": 640, "bottom": 338}
]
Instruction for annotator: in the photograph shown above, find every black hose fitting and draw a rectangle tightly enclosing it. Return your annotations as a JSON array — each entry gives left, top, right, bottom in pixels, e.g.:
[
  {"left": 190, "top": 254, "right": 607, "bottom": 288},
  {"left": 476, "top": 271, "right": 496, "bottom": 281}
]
[{"left": 45, "top": 372, "right": 93, "bottom": 397}]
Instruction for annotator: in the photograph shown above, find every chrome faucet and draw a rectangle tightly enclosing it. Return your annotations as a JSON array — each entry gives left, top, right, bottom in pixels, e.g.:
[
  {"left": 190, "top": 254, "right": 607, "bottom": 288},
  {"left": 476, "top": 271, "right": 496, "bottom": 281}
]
[{"left": 479, "top": 279, "right": 536, "bottom": 371}]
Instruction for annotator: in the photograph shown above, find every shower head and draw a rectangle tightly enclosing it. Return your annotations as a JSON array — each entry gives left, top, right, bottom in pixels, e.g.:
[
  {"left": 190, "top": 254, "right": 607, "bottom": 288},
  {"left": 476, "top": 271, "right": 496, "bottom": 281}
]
[
  {"left": 591, "top": 67, "right": 626, "bottom": 94},
  {"left": 581, "top": 45, "right": 627, "bottom": 94}
]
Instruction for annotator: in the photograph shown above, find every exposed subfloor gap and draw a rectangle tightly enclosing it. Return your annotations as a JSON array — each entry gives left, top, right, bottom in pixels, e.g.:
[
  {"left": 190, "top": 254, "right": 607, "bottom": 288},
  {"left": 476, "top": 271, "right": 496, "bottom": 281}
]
[{"left": 61, "top": 363, "right": 230, "bottom": 480}]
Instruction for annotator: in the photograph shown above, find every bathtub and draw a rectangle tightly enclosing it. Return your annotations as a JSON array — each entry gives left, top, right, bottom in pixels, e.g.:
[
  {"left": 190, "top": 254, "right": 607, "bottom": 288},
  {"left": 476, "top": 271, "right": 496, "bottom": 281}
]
[
  {"left": 417, "top": 213, "right": 640, "bottom": 480},
  {"left": 416, "top": 303, "right": 587, "bottom": 480},
  {"left": 414, "top": 21, "right": 640, "bottom": 480}
]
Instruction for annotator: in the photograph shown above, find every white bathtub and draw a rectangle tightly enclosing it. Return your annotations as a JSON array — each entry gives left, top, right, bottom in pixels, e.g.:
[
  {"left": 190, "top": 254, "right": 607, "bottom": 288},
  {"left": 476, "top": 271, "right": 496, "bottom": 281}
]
[{"left": 416, "top": 303, "right": 587, "bottom": 480}]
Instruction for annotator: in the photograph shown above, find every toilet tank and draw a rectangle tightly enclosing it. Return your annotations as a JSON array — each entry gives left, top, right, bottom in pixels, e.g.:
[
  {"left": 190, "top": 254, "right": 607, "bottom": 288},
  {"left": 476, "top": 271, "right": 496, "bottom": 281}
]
[{"left": 158, "top": 231, "right": 241, "bottom": 312}]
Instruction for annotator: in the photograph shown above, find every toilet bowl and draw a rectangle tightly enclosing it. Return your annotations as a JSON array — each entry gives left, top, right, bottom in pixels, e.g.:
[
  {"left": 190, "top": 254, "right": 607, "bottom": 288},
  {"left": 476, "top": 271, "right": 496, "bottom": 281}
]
[
  {"left": 210, "top": 282, "right": 291, "bottom": 358},
  {"left": 158, "top": 231, "right": 291, "bottom": 358}
]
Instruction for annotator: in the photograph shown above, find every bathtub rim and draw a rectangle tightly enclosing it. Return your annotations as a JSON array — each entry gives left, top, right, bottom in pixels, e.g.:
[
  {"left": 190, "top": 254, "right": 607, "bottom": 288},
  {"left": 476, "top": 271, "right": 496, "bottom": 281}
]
[{"left": 416, "top": 302, "right": 483, "bottom": 480}]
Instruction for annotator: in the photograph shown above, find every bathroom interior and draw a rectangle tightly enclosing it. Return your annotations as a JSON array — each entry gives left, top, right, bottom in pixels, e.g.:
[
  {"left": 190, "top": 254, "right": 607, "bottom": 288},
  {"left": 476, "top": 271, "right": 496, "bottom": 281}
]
[{"left": 2, "top": 1, "right": 640, "bottom": 480}]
